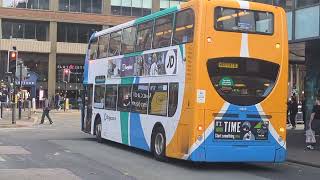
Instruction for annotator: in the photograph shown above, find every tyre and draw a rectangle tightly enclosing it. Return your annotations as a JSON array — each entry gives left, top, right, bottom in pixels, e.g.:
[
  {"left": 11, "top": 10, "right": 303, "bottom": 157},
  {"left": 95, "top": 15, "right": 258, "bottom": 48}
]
[
  {"left": 95, "top": 120, "right": 103, "bottom": 143},
  {"left": 152, "top": 126, "right": 166, "bottom": 161}
]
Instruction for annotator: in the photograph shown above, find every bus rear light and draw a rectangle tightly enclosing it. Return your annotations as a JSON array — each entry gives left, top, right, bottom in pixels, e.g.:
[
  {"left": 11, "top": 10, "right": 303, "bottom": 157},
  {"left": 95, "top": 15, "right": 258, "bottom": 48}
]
[
  {"left": 207, "top": 37, "right": 212, "bottom": 43},
  {"left": 276, "top": 43, "right": 280, "bottom": 49},
  {"left": 198, "top": 125, "right": 203, "bottom": 131}
]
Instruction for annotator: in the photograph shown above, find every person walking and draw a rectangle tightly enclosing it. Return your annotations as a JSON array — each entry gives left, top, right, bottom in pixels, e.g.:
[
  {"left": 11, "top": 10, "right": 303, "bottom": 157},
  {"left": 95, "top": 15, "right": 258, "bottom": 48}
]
[
  {"left": 289, "top": 95, "right": 298, "bottom": 129},
  {"left": 306, "top": 96, "right": 320, "bottom": 150},
  {"left": 40, "top": 97, "right": 53, "bottom": 124}
]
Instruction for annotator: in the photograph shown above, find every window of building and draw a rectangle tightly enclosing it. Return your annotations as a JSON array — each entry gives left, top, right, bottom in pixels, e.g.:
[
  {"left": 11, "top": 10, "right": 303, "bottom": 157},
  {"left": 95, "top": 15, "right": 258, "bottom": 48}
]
[
  {"left": 136, "top": 21, "right": 154, "bottom": 52},
  {"left": 105, "top": 85, "right": 118, "bottom": 110},
  {"left": 168, "top": 83, "right": 178, "bottom": 117},
  {"left": 132, "top": 0, "right": 143, "bottom": 16},
  {"left": 131, "top": 84, "right": 149, "bottom": 114},
  {"left": 94, "top": 85, "right": 105, "bottom": 109},
  {"left": 70, "top": 0, "right": 81, "bottom": 12},
  {"left": 1, "top": 20, "right": 49, "bottom": 41},
  {"left": 59, "top": 0, "right": 102, "bottom": 13},
  {"left": 173, "top": 9, "right": 195, "bottom": 45},
  {"left": 296, "top": 0, "right": 320, "bottom": 8},
  {"left": 98, "top": 34, "right": 110, "bottom": 59},
  {"left": 92, "top": 0, "right": 102, "bottom": 13},
  {"left": 109, "top": 30, "right": 122, "bottom": 56},
  {"left": 24, "top": 22, "right": 36, "bottom": 39},
  {"left": 122, "top": 26, "right": 137, "bottom": 54},
  {"left": 153, "top": 14, "right": 174, "bottom": 49},
  {"left": 149, "top": 83, "right": 168, "bottom": 116},
  {"left": 160, "top": 0, "right": 187, "bottom": 10},
  {"left": 111, "top": 0, "right": 152, "bottom": 17},
  {"left": 57, "top": 23, "right": 102, "bottom": 43},
  {"left": 12, "top": 22, "right": 24, "bottom": 39},
  {"left": 3, "top": 0, "right": 49, "bottom": 10},
  {"left": 117, "top": 85, "right": 132, "bottom": 112}
]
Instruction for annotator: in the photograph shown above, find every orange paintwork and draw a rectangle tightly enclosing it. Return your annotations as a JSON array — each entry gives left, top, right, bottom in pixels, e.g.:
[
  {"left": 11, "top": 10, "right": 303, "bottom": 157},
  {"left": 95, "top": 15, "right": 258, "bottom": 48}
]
[{"left": 166, "top": 0, "right": 288, "bottom": 159}]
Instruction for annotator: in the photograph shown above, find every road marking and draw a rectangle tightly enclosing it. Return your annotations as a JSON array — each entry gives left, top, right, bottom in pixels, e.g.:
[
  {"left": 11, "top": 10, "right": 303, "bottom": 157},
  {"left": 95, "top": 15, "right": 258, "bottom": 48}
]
[
  {"left": 0, "top": 168, "right": 81, "bottom": 180},
  {"left": 0, "top": 146, "right": 31, "bottom": 155},
  {"left": 0, "top": 156, "right": 6, "bottom": 162}
]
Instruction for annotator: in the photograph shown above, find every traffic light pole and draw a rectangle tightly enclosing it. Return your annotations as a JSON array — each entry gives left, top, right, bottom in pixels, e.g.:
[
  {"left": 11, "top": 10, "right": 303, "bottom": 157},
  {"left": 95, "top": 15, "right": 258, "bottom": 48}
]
[
  {"left": 18, "top": 63, "right": 22, "bottom": 120},
  {"left": 64, "top": 81, "right": 67, "bottom": 112},
  {"left": 12, "top": 74, "right": 16, "bottom": 124}
]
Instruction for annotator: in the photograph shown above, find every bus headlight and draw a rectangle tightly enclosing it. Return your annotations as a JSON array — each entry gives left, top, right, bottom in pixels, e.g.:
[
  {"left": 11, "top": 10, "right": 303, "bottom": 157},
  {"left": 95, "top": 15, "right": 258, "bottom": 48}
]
[{"left": 276, "top": 43, "right": 281, "bottom": 49}]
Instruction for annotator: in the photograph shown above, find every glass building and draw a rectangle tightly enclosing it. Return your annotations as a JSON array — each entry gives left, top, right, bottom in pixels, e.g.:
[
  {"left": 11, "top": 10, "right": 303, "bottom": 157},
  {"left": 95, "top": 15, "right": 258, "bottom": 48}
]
[{"left": 0, "top": 0, "right": 186, "bottom": 105}]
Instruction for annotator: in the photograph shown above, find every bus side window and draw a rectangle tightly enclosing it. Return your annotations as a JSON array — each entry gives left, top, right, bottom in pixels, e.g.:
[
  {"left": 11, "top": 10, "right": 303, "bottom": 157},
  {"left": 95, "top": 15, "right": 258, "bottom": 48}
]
[
  {"left": 131, "top": 84, "right": 149, "bottom": 114},
  {"left": 94, "top": 85, "right": 105, "bottom": 109},
  {"left": 98, "top": 34, "right": 110, "bottom": 59},
  {"left": 168, "top": 83, "right": 179, "bottom": 117},
  {"left": 117, "top": 85, "right": 132, "bottom": 112},
  {"left": 109, "top": 30, "right": 122, "bottom": 57},
  {"left": 153, "top": 14, "right": 174, "bottom": 49},
  {"left": 148, "top": 83, "right": 168, "bottom": 116},
  {"left": 173, "top": 9, "right": 195, "bottom": 45},
  {"left": 105, "top": 85, "right": 117, "bottom": 111},
  {"left": 136, "top": 20, "right": 154, "bottom": 52},
  {"left": 89, "top": 37, "right": 98, "bottom": 60},
  {"left": 122, "top": 26, "right": 137, "bottom": 54}
]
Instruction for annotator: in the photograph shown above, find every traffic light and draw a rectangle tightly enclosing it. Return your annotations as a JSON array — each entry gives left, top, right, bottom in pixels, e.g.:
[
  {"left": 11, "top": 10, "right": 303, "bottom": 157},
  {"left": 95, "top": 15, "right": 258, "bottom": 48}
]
[
  {"left": 63, "top": 68, "right": 71, "bottom": 82},
  {"left": 7, "top": 50, "right": 18, "bottom": 73}
]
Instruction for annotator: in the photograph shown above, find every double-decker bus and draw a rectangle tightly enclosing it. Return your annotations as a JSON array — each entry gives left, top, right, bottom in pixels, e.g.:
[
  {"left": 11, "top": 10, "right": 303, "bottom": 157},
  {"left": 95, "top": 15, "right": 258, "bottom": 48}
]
[{"left": 81, "top": 0, "right": 288, "bottom": 162}]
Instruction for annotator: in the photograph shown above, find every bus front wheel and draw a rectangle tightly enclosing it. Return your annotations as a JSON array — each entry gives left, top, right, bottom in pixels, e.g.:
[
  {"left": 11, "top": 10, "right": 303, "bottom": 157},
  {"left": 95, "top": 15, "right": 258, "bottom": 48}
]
[
  {"left": 152, "top": 126, "right": 166, "bottom": 161},
  {"left": 95, "top": 120, "right": 102, "bottom": 143}
]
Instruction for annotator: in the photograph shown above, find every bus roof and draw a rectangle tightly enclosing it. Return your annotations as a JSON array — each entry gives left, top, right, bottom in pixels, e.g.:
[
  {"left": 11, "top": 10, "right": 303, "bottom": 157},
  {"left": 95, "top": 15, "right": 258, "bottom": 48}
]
[{"left": 94, "top": 5, "right": 180, "bottom": 38}]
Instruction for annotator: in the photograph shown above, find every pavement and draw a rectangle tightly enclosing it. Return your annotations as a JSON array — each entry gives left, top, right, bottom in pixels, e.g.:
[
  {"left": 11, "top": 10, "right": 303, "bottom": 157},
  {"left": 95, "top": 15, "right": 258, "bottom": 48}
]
[
  {"left": 287, "top": 124, "right": 320, "bottom": 168},
  {"left": 0, "top": 108, "right": 80, "bottom": 128}
]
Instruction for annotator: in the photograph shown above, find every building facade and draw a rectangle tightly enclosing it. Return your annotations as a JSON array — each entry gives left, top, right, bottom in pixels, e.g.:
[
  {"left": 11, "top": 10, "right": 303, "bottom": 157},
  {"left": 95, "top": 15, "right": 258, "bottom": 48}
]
[{"left": 0, "top": 0, "right": 186, "bottom": 102}]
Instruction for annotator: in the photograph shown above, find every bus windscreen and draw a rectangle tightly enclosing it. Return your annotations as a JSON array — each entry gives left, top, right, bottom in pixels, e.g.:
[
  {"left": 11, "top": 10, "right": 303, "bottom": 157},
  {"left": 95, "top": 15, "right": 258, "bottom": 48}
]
[{"left": 215, "top": 7, "right": 274, "bottom": 35}]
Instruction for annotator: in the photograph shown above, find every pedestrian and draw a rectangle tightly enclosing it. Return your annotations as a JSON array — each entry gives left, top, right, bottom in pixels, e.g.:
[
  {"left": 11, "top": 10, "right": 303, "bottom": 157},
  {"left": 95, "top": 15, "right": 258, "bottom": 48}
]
[
  {"left": 302, "top": 96, "right": 307, "bottom": 130},
  {"left": 306, "top": 96, "right": 320, "bottom": 150},
  {"left": 40, "top": 96, "right": 53, "bottom": 125},
  {"left": 289, "top": 95, "right": 298, "bottom": 129}
]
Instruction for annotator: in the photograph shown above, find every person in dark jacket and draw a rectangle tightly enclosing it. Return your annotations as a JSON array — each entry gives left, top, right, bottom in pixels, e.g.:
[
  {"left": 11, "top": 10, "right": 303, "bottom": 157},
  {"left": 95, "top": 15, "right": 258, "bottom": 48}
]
[
  {"left": 40, "top": 97, "right": 53, "bottom": 124},
  {"left": 289, "top": 95, "right": 298, "bottom": 129}
]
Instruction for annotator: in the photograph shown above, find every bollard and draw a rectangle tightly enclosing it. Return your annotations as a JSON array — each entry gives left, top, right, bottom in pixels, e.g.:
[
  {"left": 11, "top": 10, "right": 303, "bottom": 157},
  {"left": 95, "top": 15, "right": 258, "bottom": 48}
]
[
  {"left": 66, "top": 98, "right": 70, "bottom": 110},
  {"left": 28, "top": 100, "right": 31, "bottom": 119},
  {"left": 0, "top": 102, "right": 2, "bottom": 119},
  {"left": 32, "top": 98, "right": 36, "bottom": 112},
  {"left": 18, "top": 99, "right": 22, "bottom": 120}
]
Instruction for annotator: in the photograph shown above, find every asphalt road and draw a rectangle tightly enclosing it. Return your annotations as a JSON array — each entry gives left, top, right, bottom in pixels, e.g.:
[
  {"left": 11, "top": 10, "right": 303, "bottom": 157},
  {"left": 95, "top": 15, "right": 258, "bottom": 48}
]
[{"left": 0, "top": 112, "right": 319, "bottom": 180}]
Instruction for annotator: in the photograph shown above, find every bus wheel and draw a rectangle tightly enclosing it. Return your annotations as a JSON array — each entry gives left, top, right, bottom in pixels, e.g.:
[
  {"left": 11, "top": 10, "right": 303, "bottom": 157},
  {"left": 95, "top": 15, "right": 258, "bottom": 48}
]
[
  {"left": 95, "top": 120, "right": 102, "bottom": 143},
  {"left": 152, "top": 126, "right": 166, "bottom": 161}
]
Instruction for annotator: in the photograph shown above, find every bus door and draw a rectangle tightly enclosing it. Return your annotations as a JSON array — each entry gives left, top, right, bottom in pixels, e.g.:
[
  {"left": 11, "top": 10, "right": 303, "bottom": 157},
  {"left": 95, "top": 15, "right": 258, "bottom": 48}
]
[{"left": 82, "top": 84, "right": 93, "bottom": 133}]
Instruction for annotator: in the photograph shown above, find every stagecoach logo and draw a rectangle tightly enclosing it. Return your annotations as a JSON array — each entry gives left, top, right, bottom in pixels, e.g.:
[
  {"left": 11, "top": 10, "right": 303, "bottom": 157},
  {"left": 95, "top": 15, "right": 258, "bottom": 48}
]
[
  {"left": 104, "top": 114, "right": 116, "bottom": 121},
  {"left": 165, "top": 50, "right": 177, "bottom": 75}
]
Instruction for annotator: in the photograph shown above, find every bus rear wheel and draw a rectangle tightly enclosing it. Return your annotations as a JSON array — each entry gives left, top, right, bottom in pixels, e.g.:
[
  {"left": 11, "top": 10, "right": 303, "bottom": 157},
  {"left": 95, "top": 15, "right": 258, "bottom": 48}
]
[
  {"left": 95, "top": 120, "right": 102, "bottom": 143},
  {"left": 152, "top": 126, "right": 166, "bottom": 161}
]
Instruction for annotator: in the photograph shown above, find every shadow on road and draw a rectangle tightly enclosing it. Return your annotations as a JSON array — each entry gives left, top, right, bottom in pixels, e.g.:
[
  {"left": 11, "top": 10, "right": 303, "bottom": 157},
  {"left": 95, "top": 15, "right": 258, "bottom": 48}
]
[{"left": 77, "top": 136, "right": 283, "bottom": 173}]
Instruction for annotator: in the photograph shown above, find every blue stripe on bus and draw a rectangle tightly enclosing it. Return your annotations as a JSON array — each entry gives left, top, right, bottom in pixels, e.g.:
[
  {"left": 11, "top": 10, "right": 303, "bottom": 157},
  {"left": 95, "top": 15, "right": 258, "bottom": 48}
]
[
  {"left": 188, "top": 104, "right": 286, "bottom": 162},
  {"left": 129, "top": 77, "right": 150, "bottom": 151}
]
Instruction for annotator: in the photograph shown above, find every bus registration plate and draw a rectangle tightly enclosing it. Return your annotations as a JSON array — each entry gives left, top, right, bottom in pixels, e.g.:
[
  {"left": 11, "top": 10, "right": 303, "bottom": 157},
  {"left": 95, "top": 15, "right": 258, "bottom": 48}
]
[{"left": 214, "top": 120, "right": 269, "bottom": 141}]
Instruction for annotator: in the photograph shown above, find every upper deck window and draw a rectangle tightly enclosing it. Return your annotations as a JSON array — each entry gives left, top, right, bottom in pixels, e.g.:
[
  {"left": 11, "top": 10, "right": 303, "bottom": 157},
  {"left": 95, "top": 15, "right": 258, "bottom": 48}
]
[{"left": 215, "top": 7, "right": 274, "bottom": 35}]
